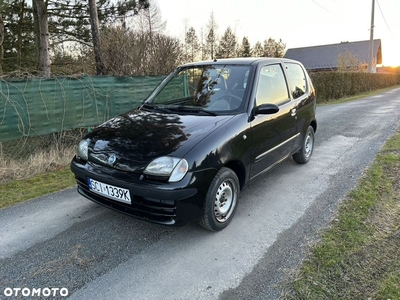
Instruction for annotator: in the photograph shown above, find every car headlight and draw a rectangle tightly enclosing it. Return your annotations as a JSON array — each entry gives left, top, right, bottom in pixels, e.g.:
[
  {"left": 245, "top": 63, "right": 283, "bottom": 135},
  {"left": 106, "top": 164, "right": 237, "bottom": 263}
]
[
  {"left": 144, "top": 157, "right": 188, "bottom": 182},
  {"left": 77, "top": 139, "right": 89, "bottom": 161}
]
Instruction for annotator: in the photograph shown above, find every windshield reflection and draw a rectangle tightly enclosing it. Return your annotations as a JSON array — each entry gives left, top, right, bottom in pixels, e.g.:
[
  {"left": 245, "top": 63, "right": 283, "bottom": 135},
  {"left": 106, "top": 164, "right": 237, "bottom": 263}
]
[{"left": 147, "top": 65, "right": 251, "bottom": 113}]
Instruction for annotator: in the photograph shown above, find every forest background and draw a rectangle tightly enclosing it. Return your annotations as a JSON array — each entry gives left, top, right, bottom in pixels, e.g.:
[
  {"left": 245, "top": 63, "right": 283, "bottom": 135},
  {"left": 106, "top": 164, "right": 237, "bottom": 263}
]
[{"left": 0, "top": 0, "right": 286, "bottom": 77}]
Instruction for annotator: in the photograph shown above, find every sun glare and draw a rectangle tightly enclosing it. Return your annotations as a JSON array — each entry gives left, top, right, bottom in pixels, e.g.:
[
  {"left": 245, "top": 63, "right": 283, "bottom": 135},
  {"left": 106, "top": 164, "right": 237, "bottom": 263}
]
[{"left": 383, "top": 47, "right": 400, "bottom": 67}]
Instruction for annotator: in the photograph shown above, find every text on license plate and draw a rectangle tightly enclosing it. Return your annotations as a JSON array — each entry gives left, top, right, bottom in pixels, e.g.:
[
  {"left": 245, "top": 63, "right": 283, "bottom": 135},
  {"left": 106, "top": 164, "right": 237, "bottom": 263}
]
[{"left": 87, "top": 178, "right": 131, "bottom": 204}]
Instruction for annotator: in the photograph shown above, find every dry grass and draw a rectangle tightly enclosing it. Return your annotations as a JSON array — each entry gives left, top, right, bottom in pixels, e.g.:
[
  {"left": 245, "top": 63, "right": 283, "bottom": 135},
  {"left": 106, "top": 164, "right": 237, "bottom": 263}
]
[
  {"left": 0, "top": 130, "right": 83, "bottom": 208},
  {"left": 0, "top": 129, "right": 85, "bottom": 184},
  {"left": 0, "top": 146, "right": 76, "bottom": 184}
]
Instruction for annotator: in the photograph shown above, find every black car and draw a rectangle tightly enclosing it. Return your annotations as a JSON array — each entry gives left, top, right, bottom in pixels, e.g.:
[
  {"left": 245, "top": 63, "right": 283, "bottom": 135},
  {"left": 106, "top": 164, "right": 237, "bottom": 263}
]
[{"left": 71, "top": 57, "right": 317, "bottom": 231}]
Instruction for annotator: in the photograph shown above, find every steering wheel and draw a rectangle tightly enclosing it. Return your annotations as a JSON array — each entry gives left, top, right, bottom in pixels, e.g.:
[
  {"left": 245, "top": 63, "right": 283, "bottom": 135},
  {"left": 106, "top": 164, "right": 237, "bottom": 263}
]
[{"left": 217, "top": 94, "right": 242, "bottom": 109}]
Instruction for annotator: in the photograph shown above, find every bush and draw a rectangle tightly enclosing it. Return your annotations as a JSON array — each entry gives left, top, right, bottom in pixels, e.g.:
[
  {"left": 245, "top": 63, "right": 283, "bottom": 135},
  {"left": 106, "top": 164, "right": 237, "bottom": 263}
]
[{"left": 310, "top": 72, "right": 400, "bottom": 102}]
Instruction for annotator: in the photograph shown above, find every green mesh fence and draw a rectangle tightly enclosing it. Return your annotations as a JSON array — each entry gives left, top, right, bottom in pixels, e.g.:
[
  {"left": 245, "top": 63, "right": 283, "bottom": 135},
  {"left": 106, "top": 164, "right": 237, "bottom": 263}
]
[{"left": 0, "top": 75, "right": 165, "bottom": 142}]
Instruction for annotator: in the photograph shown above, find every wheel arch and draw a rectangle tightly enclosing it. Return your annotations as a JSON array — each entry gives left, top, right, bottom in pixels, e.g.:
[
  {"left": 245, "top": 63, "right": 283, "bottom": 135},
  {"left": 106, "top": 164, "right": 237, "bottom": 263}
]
[
  {"left": 310, "top": 119, "right": 317, "bottom": 133},
  {"left": 224, "top": 160, "right": 246, "bottom": 191}
]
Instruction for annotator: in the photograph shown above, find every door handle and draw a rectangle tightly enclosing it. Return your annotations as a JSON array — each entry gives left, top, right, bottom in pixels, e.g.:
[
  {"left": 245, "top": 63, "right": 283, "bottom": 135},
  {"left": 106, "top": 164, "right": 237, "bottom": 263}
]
[{"left": 291, "top": 108, "right": 297, "bottom": 116}]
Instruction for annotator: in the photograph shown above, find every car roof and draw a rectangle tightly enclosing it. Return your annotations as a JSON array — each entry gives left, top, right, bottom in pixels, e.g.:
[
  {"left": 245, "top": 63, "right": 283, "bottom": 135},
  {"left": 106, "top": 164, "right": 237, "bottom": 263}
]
[{"left": 179, "top": 57, "right": 301, "bottom": 67}]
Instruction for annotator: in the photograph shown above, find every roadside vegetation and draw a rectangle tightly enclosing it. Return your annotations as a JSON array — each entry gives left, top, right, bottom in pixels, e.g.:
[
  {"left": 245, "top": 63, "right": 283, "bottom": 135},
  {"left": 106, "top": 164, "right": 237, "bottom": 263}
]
[
  {"left": 283, "top": 126, "right": 400, "bottom": 299},
  {"left": 0, "top": 167, "right": 75, "bottom": 209}
]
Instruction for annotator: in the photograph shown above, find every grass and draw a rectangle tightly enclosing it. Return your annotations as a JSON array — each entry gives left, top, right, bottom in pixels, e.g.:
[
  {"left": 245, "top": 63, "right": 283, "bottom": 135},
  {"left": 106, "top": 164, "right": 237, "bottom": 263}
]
[
  {"left": 0, "top": 166, "right": 76, "bottom": 209},
  {"left": 283, "top": 129, "right": 400, "bottom": 299},
  {"left": 0, "top": 131, "right": 83, "bottom": 185}
]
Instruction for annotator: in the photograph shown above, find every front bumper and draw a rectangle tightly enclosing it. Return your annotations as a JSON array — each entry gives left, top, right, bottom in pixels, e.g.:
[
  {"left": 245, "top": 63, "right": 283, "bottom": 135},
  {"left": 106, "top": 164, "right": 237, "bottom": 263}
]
[{"left": 70, "top": 158, "right": 217, "bottom": 226}]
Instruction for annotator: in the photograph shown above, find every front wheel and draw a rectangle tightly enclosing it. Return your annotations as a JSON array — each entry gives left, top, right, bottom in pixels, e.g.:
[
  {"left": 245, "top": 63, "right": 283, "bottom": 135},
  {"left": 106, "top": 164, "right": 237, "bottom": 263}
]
[
  {"left": 198, "top": 167, "right": 240, "bottom": 231},
  {"left": 293, "top": 126, "right": 315, "bottom": 164}
]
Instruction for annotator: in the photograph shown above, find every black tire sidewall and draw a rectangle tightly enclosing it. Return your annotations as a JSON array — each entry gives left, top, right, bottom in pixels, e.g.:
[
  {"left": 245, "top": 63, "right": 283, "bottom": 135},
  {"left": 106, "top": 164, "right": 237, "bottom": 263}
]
[
  {"left": 199, "top": 167, "right": 240, "bottom": 231},
  {"left": 293, "top": 126, "right": 314, "bottom": 164}
]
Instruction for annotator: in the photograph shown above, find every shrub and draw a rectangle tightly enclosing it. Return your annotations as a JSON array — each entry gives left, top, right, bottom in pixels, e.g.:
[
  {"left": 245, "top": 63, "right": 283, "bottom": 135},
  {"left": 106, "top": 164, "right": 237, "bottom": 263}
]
[{"left": 310, "top": 72, "right": 400, "bottom": 102}]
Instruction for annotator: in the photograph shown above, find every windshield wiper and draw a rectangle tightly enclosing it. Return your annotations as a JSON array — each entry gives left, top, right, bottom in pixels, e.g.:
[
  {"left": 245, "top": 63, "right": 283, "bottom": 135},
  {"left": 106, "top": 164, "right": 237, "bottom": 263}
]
[
  {"left": 142, "top": 104, "right": 217, "bottom": 116},
  {"left": 141, "top": 103, "right": 173, "bottom": 114},
  {"left": 172, "top": 106, "right": 218, "bottom": 116},
  {"left": 198, "top": 109, "right": 218, "bottom": 116}
]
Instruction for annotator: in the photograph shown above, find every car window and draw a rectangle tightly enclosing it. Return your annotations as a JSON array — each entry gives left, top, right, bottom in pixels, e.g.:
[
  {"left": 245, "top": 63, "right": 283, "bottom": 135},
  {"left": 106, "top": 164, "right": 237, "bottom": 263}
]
[
  {"left": 285, "top": 63, "right": 307, "bottom": 99},
  {"left": 149, "top": 65, "right": 251, "bottom": 113},
  {"left": 255, "top": 64, "right": 289, "bottom": 106}
]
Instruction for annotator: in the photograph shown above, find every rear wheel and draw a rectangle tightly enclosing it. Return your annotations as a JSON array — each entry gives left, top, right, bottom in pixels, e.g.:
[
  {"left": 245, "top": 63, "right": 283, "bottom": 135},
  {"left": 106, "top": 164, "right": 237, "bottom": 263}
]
[
  {"left": 293, "top": 125, "right": 315, "bottom": 164},
  {"left": 198, "top": 167, "right": 240, "bottom": 231}
]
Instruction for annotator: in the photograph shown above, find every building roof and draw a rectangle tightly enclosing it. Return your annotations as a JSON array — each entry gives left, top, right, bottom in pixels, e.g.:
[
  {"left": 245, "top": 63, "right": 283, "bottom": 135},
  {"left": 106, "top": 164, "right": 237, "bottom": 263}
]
[{"left": 284, "top": 39, "right": 382, "bottom": 70}]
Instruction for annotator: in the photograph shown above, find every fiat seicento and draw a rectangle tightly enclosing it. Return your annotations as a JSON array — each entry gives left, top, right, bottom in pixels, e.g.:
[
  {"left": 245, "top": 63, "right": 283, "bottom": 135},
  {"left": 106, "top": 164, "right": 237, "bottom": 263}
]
[{"left": 71, "top": 57, "right": 317, "bottom": 231}]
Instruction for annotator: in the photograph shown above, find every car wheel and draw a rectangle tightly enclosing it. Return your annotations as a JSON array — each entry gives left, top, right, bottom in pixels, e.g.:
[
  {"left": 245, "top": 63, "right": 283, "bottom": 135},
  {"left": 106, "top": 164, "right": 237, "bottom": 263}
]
[
  {"left": 198, "top": 167, "right": 240, "bottom": 231},
  {"left": 293, "top": 125, "right": 315, "bottom": 164}
]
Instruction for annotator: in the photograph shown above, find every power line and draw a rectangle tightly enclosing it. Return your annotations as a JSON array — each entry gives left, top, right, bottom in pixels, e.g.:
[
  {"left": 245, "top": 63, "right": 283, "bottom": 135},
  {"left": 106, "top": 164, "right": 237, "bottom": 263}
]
[
  {"left": 376, "top": 0, "right": 392, "bottom": 33},
  {"left": 311, "top": 0, "right": 336, "bottom": 15}
]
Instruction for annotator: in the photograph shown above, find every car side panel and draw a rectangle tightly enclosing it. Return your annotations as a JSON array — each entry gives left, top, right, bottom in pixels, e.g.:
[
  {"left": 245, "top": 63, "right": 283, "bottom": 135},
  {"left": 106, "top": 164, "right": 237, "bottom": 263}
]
[
  {"left": 249, "top": 101, "right": 297, "bottom": 179},
  {"left": 183, "top": 113, "right": 252, "bottom": 181}
]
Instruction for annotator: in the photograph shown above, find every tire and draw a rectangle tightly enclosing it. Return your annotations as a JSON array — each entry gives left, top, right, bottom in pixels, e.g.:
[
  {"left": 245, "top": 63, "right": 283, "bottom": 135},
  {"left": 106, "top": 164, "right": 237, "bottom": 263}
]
[
  {"left": 293, "top": 125, "right": 315, "bottom": 164},
  {"left": 198, "top": 167, "right": 240, "bottom": 231}
]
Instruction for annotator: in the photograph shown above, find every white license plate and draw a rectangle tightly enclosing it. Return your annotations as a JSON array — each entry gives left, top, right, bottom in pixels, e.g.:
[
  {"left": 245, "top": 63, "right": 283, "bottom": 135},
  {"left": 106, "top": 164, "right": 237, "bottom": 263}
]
[{"left": 88, "top": 178, "right": 131, "bottom": 204}]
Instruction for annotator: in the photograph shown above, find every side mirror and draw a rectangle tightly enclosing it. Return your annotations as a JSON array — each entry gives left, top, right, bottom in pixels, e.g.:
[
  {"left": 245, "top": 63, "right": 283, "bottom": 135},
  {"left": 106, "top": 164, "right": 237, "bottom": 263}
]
[{"left": 254, "top": 103, "right": 279, "bottom": 115}]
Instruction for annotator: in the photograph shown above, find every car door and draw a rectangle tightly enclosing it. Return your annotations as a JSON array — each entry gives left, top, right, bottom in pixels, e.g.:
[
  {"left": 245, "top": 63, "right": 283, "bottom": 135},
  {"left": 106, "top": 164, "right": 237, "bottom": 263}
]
[
  {"left": 249, "top": 63, "right": 298, "bottom": 179},
  {"left": 283, "top": 62, "right": 313, "bottom": 135}
]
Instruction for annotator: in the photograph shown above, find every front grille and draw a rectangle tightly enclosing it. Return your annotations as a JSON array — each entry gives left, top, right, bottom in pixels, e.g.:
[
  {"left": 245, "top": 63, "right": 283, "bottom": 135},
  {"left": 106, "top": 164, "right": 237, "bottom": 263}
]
[{"left": 76, "top": 177, "right": 177, "bottom": 224}]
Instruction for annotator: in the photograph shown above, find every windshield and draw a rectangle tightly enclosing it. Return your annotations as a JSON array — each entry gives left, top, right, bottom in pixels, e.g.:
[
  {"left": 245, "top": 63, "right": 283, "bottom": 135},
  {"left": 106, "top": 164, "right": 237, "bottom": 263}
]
[{"left": 144, "top": 65, "right": 251, "bottom": 114}]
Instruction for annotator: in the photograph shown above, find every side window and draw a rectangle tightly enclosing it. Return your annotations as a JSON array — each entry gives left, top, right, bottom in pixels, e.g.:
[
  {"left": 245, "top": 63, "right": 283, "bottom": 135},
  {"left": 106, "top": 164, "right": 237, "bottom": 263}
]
[
  {"left": 285, "top": 63, "right": 307, "bottom": 99},
  {"left": 255, "top": 64, "right": 289, "bottom": 106}
]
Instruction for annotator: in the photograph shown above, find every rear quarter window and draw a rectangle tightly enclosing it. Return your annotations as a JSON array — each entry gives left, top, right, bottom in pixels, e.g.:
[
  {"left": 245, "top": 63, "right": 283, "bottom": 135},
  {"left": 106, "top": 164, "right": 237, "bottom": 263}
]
[{"left": 285, "top": 63, "right": 307, "bottom": 99}]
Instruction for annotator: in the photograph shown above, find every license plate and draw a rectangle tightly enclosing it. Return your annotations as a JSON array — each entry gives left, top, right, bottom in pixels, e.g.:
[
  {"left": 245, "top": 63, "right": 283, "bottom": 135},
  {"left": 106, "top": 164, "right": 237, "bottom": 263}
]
[{"left": 87, "top": 178, "right": 131, "bottom": 204}]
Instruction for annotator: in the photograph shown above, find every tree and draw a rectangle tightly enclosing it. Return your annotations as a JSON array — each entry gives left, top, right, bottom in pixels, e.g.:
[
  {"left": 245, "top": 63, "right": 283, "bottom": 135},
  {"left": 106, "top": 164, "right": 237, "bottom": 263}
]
[
  {"left": 184, "top": 26, "right": 199, "bottom": 62},
  {"left": 252, "top": 41, "right": 263, "bottom": 57},
  {"left": 336, "top": 49, "right": 367, "bottom": 72},
  {"left": 204, "top": 12, "right": 218, "bottom": 60},
  {"left": 238, "top": 36, "right": 251, "bottom": 57},
  {"left": 100, "top": 26, "right": 181, "bottom": 76},
  {"left": 0, "top": 1, "right": 5, "bottom": 74},
  {"left": 47, "top": 0, "right": 150, "bottom": 46},
  {"left": 131, "top": 0, "right": 165, "bottom": 63},
  {"left": 2, "top": 0, "right": 36, "bottom": 73},
  {"left": 199, "top": 27, "right": 206, "bottom": 60},
  {"left": 149, "top": 33, "right": 182, "bottom": 74},
  {"left": 132, "top": 0, "right": 165, "bottom": 34},
  {"left": 215, "top": 26, "right": 237, "bottom": 59},
  {"left": 262, "top": 38, "right": 285, "bottom": 58},
  {"left": 89, "top": 0, "right": 105, "bottom": 74},
  {"left": 32, "top": 0, "right": 50, "bottom": 76},
  {"left": 29, "top": 0, "right": 150, "bottom": 76}
]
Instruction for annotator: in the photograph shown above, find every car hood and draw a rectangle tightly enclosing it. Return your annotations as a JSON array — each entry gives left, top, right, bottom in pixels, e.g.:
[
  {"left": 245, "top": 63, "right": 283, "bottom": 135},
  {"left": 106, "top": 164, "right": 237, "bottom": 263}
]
[{"left": 86, "top": 109, "right": 234, "bottom": 173}]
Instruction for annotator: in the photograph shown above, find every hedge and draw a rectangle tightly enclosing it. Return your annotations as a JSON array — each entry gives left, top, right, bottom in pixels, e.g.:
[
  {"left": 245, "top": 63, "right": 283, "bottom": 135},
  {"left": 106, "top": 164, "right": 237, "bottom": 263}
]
[{"left": 310, "top": 72, "right": 400, "bottom": 102}]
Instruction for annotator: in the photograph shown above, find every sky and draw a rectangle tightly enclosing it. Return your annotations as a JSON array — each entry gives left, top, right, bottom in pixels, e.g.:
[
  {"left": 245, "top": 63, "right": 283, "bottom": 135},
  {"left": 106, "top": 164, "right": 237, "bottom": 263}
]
[{"left": 155, "top": 0, "right": 400, "bottom": 67}]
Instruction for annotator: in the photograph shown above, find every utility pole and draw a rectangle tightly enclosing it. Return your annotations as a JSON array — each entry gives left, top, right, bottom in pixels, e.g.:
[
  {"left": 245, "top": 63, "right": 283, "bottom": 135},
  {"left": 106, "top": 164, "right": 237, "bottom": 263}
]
[{"left": 368, "top": 0, "right": 375, "bottom": 73}]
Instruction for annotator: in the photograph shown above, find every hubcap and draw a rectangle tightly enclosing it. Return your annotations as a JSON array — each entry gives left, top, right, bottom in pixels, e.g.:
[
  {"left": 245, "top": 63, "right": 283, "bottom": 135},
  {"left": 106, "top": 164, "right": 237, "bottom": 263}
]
[
  {"left": 214, "top": 179, "right": 237, "bottom": 223},
  {"left": 304, "top": 131, "right": 314, "bottom": 158}
]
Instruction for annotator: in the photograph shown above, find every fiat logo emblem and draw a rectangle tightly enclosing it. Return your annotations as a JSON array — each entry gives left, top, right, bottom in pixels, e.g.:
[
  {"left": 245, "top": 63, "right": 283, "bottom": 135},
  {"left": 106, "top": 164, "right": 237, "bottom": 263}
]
[{"left": 108, "top": 154, "right": 117, "bottom": 165}]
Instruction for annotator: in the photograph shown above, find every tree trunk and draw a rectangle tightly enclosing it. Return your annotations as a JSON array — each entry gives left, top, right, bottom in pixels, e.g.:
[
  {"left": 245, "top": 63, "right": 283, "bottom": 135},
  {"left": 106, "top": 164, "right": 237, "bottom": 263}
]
[
  {"left": 89, "top": 0, "right": 105, "bottom": 75},
  {"left": 32, "top": 0, "right": 51, "bottom": 77},
  {"left": 0, "top": 13, "right": 4, "bottom": 75},
  {"left": 17, "top": 0, "right": 26, "bottom": 70}
]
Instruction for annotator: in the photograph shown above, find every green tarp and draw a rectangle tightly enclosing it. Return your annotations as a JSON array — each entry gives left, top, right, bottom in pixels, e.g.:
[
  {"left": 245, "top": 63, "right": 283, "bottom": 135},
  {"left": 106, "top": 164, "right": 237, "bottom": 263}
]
[{"left": 0, "top": 75, "right": 164, "bottom": 142}]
